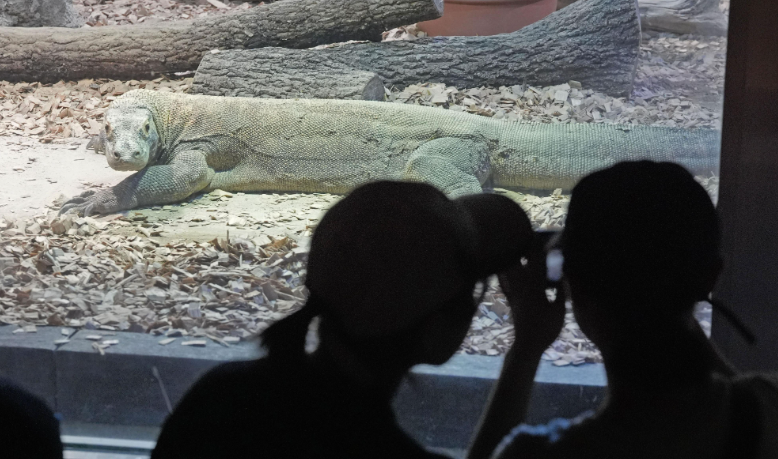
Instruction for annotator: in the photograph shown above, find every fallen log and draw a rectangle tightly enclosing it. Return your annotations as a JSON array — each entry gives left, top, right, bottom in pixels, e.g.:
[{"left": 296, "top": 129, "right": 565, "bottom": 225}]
[
  {"left": 639, "top": 0, "right": 728, "bottom": 36},
  {"left": 557, "top": 0, "right": 728, "bottom": 36},
  {"left": 193, "top": 0, "right": 640, "bottom": 98},
  {"left": 0, "top": 0, "right": 442, "bottom": 83},
  {"left": 194, "top": 49, "right": 387, "bottom": 100},
  {"left": 1, "top": 0, "right": 83, "bottom": 27}
]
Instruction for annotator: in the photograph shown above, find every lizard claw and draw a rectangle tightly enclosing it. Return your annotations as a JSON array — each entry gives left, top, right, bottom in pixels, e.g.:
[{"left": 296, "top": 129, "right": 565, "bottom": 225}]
[{"left": 58, "top": 190, "right": 106, "bottom": 217}]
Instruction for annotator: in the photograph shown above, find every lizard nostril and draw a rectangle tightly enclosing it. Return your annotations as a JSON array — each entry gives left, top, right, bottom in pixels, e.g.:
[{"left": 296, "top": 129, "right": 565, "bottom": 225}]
[
  {"left": 113, "top": 151, "right": 120, "bottom": 159},
  {"left": 133, "top": 151, "right": 141, "bottom": 157}
]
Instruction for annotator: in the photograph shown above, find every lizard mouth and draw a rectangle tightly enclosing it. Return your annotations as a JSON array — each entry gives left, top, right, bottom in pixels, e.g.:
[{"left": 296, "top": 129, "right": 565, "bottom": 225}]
[
  {"left": 106, "top": 149, "right": 147, "bottom": 171},
  {"left": 112, "top": 162, "right": 145, "bottom": 172}
]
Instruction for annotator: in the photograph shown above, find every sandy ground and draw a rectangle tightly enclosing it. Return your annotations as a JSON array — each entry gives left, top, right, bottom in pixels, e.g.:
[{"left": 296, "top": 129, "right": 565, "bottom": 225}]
[
  {"left": 0, "top": 136, "right": 336, "bottom": 242},
  {"left": 0, "top": 137, "right": 126, "bottom": 219}
]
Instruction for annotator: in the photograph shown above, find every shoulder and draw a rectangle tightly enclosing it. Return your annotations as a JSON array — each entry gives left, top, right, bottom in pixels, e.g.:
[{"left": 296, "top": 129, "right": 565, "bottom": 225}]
[
  {"left": 733, "top": 372, "right": 778, "bottom": 391},
  {"left": 0, "top": 377, "right": 58, "bottom": 423},
  {"left": 192, "top": 358, "right": 267, "bottom": 386},
  {"left": 0, "top": 378, "right": 62, "bottom": 458},
  {"left": 491, "top": 411, "right": 596, "bottom": 459},
  {"left": 729, "top": 372, "right": 778, "bottom": 418},
  {"left": 731, "top": 374, "right": 778, "bottom": 428},
  {"left": 152, "top": 359, "right": 275, "bottom": 458},
  {"left": 171, "top": 358, "right": 272, "bottom": 414}
]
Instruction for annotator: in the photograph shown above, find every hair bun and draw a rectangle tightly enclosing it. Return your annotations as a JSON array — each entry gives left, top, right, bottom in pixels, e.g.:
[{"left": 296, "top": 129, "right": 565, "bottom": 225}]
[{"left": 455, "top": 194, "right": 533, "bottom": 278}]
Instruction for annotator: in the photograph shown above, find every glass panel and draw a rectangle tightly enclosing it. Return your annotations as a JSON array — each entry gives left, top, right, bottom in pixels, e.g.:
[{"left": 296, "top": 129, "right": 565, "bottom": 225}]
[{"left": 0, "top": 0, "right": 728, "bottom": 452}]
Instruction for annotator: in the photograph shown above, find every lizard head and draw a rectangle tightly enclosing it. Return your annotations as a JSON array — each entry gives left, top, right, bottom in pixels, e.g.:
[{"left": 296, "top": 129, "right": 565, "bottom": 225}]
[{"left": 103, "top": 106, "right": 160, "bottom": 171}]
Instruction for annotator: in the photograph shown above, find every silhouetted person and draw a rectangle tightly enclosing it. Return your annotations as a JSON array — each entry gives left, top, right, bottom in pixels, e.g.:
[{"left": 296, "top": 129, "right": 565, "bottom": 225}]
[
  {"left": 0, "top": 377, "right": 63, "bottom": 459},
  {"left": 468, "top": 161, "right": 778, "bottom": 459},
  {"left": 151, "top": 180, "right": 534, "bottom": 459}
]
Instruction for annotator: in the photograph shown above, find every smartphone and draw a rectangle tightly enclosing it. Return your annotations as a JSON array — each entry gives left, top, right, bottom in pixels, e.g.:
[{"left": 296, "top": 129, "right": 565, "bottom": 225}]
[{"left": 535, "top": 230, "right": 564, "bottom": 282}]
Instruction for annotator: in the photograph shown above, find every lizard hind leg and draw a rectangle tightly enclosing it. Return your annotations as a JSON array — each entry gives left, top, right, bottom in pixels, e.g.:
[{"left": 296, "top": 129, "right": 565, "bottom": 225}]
[{"left": 402, "top": 137, "right": 491, "bottom": 199}]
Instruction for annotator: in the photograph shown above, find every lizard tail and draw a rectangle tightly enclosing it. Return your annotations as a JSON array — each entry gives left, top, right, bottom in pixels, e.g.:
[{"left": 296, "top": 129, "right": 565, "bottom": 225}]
[{"left": 492, "top": 123, "right": 720, "bottom": 190}]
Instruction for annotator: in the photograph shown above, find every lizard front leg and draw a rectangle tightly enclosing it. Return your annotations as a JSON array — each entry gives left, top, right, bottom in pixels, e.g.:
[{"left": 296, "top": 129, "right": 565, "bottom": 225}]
[
  {"left": 60, "top": 151, "right": 214, "bottom": 216},
  {"left": 402, "top": 138, "right": 491, "bottom": 199}
]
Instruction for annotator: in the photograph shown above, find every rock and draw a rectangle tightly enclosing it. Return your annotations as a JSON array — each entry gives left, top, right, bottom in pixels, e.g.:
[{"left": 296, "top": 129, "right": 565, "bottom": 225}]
[
  {"left": 227, "top": 215, "right": 247, "bottom": 227},
  {"left": 209, "top": 189, "right": 233, "bottom": 199},
  {"left": 0, "top": 0, "right": 83, "bottom": 27}
]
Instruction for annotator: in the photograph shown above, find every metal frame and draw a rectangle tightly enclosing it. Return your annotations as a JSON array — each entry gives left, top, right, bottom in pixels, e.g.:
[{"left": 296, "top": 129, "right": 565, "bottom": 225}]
[{"left": 712, "top": 0, "right": 778, "bottom": 371}]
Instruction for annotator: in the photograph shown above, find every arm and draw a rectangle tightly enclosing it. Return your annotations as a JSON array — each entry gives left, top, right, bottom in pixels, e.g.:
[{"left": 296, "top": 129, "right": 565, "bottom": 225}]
[
  {"left": 60, "top": 150, "right": 214, "bottom": 216},
  {"left": 467, "top": 345, "right": 548, "bottom": 459},
  {"left": 467, "top": 238, "right": 567, "bottom": 459}
]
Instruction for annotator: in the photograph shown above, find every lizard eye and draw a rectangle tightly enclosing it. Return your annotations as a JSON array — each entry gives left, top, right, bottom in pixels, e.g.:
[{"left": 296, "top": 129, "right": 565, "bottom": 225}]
[
  {"left": 142, "top": 121, "right": 150, "bottom": 136},
  {"left": 104, "top": 122, "right": 112, "bottom": 136}
]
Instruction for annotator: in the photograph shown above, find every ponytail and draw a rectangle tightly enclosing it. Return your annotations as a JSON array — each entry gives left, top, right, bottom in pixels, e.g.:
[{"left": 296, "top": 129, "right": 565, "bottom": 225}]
[{"left": 260, "top": 295, "right": 321, "bottom": 363}]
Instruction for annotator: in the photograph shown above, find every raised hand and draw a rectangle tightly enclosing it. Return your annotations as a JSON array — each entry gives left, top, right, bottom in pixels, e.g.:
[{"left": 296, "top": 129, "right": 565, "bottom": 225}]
[{"left": 498, "top": 235, "right": 567, "bottom": 354}]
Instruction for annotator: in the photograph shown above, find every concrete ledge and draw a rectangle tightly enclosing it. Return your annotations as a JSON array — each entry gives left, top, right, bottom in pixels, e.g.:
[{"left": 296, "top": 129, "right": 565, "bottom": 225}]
[
  {"left": 0, "top": 326, "right": 606, "bottom": 449},
  {"left": 0, "top": 326, "right": 60, "bottom": 409},
  {"left": 54, "top": 330, "right": 262, "bottom": 426},
  {"left": 396, "top": 355, "right": 606, "bottom": 449}
]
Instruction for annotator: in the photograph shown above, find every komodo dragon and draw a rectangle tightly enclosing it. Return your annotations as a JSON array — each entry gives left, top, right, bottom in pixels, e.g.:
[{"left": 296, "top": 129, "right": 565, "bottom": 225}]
[{"left": 60, "top": 89, "right": 720, "bottom": 215}]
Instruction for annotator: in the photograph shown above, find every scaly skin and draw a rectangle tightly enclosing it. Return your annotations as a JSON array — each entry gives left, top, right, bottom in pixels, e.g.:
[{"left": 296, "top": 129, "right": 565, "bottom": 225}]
[{"left": 61, "top": 90, "right": 720, "bottom": 216}]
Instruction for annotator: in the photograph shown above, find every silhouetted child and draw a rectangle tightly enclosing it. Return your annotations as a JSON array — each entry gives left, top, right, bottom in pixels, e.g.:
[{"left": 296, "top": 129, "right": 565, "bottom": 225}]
[
  {"left": 151, "top": 180, "right": 534, "bottom": 459},
  {"left": 0, "top": 377, "right": 63, "bottom": 459},
  {"left": 468, "top": 161, "right": 778, "bottom": 459}
]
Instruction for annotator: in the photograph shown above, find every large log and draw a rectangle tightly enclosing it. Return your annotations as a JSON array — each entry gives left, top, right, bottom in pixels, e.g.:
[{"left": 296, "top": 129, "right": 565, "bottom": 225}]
[
  {"left": 0, "top": 0, "right": 442, "bottom": 83},
  {"left": 193, "top": 0, "right": 640, "bottom": 98},
  {"left": 1, "top": 0, "right": 83, "bottom": 27},
  {"left": 195, "top": 50, "right": 387, "bottom": 100},
  {"left": 639, "top": 0, "right": 728, "bottom": 36}
]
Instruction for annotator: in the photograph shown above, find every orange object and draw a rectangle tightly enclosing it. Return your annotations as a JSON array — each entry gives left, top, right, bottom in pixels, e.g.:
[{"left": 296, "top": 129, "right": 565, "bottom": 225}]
[{"left": 417, "top": 0, "right": 558, "bottom": 37}]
